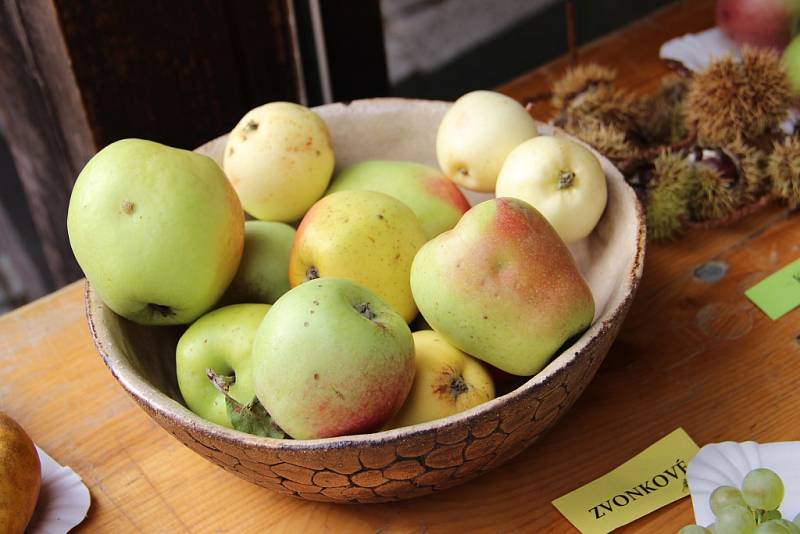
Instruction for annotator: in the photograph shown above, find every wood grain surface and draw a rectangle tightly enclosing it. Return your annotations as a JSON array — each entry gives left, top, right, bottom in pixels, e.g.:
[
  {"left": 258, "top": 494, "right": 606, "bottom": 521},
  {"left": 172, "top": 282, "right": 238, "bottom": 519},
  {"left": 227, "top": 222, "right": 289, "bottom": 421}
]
[{"left": 3, "top": 0, "right": 799, "bottom": 531}]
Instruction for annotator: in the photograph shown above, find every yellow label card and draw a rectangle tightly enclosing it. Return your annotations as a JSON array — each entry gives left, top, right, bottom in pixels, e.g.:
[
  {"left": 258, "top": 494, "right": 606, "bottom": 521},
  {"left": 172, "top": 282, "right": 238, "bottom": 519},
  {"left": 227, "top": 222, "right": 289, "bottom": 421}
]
[{"left": 552, "top": 428, "right": 699, "bottom": 534}]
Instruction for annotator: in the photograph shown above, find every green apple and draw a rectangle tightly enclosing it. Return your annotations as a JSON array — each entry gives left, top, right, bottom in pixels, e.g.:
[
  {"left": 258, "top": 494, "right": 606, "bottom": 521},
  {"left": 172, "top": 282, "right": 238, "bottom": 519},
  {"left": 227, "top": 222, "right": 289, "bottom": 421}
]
[
  {"left": 783, "top": 34, "right": 800, "bottom": 93},
  {"left": 326, "top": 160, "right": 471, "bottom": 239},
  {"left": 223, "top": 221, "right": 295, "bottom": 304},
  {"left": 410, "top": 197, "right": 595, "bottom": 376},
  {"left": 495, "top": 135, "right": 607, "bottom": 243},
  {"left": 289, "top": 190, "right": 427, "bottom": 323},
  {"left": 436, "top": 90, "right": 538, "bottom": 192},
  {"left": 385, "top": 330, "right": 494, "bottom": 429},
  {"left": 223, "top": 102, "right": 334, "bottom": 222},
  {"left": 67, "top": 139, "right": 245, "bottom": 325},
  {"left": 176, "top": 303, "right": 270, "bottom": 428},
  {"left": 252, "top": 278, "right": 415, "bottom": 439}
]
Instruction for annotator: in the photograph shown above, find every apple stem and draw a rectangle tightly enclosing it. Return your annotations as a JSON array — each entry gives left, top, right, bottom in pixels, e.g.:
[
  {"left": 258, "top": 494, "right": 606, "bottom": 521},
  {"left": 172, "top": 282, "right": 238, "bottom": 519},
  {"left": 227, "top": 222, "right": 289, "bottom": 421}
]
[
  {"left": 306, "top": 266, "right": 320, "bottom": 281},
  {"left": 450, "top": 376, "right": 468, "bottom": 396},
  {"left": 558, "top": 170, "right": 575, "bottom": 189},
  {"left": 207, "top": 368, "right": 236, "bottom": 393},
  {"left": 354, "top": 302, "right": 377, "bottom": 320},
  {"left": 147, "top": 303, "right": 175, "bottom": 317}
]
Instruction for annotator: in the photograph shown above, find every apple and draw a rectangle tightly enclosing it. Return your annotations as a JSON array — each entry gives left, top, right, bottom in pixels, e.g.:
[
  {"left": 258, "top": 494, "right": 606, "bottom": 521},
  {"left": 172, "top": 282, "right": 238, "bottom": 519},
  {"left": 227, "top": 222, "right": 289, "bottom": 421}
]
[
  {"left": 223, "top": 102, "right": 335, "bottom": 222},
  {"left": 67, "top": 139, "right": 245, "bottom": 325},
  {"left": 783, "top": 34, "right": 800, "bottom": 92},
  {"left": 716, "top": 0, "right": 800, "bottom": 50},
  {"left": 385, "top": 330, "right": 494, "bottom": 429},
  {"left": 252, "top": 278, "right": 415, "bottom": 439},
  {"left": 223, "top": 221, "right": 295, "bottom": 305},
  {"left": 410, "top": 197, "right": 595, "bottom": 376},
  {"left": 176, "top": 303, "right": 270, "bottom": 428},
  {"left": 0, "top": 412, "right": 40, "bottom": 534},
  {"left": 436, "top": 90, "right": 538, "bottom": 192},
  {"left": 289, "top": 190, "right": 427, "bottom": 323},
  {"left": 326, "top": 160, "right": 471, "bottom": 239},
  {"left": 495, "top": 135, "right": 607, "bottom": 244}
]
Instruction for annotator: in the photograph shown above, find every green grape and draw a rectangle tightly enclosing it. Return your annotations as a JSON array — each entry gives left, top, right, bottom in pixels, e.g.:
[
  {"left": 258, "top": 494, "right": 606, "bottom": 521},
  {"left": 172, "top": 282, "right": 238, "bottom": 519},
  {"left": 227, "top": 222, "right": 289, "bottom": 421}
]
[
  {"left": 774, "top": 519, "right": 800, "bottom": 534},
  {"left": 742, "top": 469, "right": 785, "bottom": 511},
  {"left": 754, "top": 520, "right": 800, "bottom": 534},
  {"left": 712, "top": 486, "right": 748, "bottom": 517},
  {"left": 763, "top": 511, "right": 783, "bottom": 521},
  {"left": 794, "top": 513, "right": 800, "bottom": 528},
  {"left": 679, "top": 526, "right": 711, "bottom": 534},
  {"left": 715, "top": 504, "right": 756, "bottom": 534}
]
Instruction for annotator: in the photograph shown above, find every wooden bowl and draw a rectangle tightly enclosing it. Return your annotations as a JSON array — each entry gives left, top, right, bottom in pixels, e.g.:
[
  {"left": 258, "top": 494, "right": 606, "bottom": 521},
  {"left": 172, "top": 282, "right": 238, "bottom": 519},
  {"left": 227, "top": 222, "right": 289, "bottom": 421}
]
[{"left": 86, "top": 98, "right": 646, "bottom": 503}]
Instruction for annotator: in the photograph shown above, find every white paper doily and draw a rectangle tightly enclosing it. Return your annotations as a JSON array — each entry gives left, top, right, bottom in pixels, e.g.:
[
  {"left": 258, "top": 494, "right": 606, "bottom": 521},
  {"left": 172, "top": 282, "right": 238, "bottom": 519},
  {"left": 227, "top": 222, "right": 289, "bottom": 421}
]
[{"left": 25, "top": 446, "right": 91, "bottom": 534}]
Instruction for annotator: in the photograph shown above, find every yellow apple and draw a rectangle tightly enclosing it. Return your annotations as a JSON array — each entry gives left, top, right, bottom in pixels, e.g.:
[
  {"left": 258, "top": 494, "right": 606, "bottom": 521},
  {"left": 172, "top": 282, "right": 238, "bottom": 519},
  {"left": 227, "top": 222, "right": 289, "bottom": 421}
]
[
  {"left": 289, "top": 190, "right": 427, "bottom": 322},
  {"left": 495, "top": 135, "right": 607, "bottom": 243},
  {"left": 223, "top": 102, "right": 334, "bottom": 222},
  {"left": 386, "top": 330, "right": 495, "bottom": 429},
  {"left": 436, "top": 90, "right": 538, "bottom": 192}
]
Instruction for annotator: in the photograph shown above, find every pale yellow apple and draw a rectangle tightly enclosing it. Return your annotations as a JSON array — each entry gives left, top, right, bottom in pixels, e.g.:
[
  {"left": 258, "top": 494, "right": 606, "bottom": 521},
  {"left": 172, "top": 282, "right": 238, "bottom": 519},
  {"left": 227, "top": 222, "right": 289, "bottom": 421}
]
[
  {"left": 223, "top": 102, "right": 334, "bottom": 222},
  {"left": 436, "top": 90, "right": 538, "bottom": 192},
  {"left": 495, "top": 135, "right": 607, "bottom": 243},
  {"left": 386, "top": 330, "right": 495, "bottom": 429},
  {"left": 289, "top": 190, "right": 426, "bottom": 322}
]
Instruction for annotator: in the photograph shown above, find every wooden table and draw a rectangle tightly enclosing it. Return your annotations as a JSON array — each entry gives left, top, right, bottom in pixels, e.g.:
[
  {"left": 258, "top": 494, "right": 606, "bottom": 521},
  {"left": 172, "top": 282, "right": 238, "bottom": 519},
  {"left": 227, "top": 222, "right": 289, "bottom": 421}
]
[{"left": 3, "top": 0, "right": 799, "bottom": 531}]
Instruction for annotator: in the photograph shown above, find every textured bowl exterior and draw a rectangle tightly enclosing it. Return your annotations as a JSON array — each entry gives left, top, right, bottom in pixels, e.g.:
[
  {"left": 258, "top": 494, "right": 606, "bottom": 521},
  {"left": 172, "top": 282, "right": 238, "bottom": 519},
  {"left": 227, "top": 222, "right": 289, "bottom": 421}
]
[{"left": 86, "top": 98, "right": 646, "bottom": 503}]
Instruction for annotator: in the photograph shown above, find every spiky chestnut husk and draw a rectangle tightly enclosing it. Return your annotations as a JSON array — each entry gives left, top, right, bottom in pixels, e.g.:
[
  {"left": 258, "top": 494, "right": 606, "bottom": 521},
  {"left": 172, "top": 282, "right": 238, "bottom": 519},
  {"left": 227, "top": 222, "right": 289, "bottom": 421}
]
[
  {"left": 642, "top": 76, "right": 690, "bottom": 145},
  {"left": 568, "top": 116, "right": 640, "bottom": 162},
  {"left": 768, "top": 136, "right": 800, "bottom": 208},
  {"left": 645, "top": 151, "right": 694, "bottom": 240},
  {"left": 688, "top": 163, "right": 742, "bottom": 222},
  {"left": 684, "top": 47, "right": 792, "bottom": 147},
  {"left": 552, "top": 63, "right": 617, "bottom": 109},
  {"left": 726, "top": 136, "right": 771, "bottom": 202},
  {"left": 564, "top": 85, "right": 647, "bottom": 139}
]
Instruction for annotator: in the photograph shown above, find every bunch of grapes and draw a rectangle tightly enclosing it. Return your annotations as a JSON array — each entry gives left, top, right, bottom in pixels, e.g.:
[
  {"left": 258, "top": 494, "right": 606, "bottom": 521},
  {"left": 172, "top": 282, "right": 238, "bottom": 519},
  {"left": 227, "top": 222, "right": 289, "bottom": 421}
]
[{"left": 680, "top": 468, "right": 798, "bottom": 534}]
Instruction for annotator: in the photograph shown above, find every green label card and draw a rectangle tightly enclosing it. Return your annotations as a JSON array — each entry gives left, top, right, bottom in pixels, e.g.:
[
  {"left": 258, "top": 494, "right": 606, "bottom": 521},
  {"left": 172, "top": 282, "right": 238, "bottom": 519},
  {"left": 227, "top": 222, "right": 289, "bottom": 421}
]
[
  {"left": 745, "top": 258, "right": 800, "bottom": 320},
  {"left": 552, "top": 428, "right": 699, "bottom": 534}
]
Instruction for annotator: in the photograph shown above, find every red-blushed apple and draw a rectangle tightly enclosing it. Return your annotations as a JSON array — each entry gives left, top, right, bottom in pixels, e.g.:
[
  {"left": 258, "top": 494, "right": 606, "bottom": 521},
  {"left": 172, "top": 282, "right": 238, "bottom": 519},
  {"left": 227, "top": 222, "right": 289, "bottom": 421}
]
[
  {"left": 385, "top": 330, "right": 494, "bottom": 429},
  {"left": 326, "top": 160, "right": 471, "bottom": 239},
  {"left": 716, "top": 0, "right": 800, "bottom": 50},
  {"left": 176, "top": 304, "right": 271, "bottom": 428},
  {"left": 251, "top": 278, "right": 415, "bottom": 439},
  {"left": 67, "top": 139, "right": 245, "bottom": 325},
  {"left": 289, "top": 190, "right": 427, "bottom": 323},
  {"left": 410, "top": 198, "right": 595, "bottom": 376}
]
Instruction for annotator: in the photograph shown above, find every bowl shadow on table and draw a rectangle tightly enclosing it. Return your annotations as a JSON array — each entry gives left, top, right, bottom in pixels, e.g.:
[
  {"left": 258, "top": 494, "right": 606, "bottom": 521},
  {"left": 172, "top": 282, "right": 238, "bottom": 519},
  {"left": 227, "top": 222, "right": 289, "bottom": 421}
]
[{"left": 86, "top": 98, "right": 646, "bottom": 504}]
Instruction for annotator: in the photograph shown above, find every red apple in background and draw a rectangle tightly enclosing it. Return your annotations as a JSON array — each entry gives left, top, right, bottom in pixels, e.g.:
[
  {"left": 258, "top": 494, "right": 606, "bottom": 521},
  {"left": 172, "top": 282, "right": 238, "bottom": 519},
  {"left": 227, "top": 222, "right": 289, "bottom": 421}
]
[{"left": 716, "top": 0, "right": 800, "bottom": 50}]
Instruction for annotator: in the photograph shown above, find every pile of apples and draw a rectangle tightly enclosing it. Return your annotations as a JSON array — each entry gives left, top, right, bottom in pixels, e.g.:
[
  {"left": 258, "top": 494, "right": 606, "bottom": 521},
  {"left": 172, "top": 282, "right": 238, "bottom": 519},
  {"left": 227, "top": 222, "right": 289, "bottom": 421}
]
[{"left": 67, "top": 91, "right": 608, "bottom": 440}]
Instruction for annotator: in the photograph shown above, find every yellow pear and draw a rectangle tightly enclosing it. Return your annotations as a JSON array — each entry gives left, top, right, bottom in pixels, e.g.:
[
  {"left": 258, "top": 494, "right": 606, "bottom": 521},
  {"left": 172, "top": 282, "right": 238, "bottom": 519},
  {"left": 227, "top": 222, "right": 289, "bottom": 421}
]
[{"left": 0, "top": 412, "right": 41, "bottom": 534}]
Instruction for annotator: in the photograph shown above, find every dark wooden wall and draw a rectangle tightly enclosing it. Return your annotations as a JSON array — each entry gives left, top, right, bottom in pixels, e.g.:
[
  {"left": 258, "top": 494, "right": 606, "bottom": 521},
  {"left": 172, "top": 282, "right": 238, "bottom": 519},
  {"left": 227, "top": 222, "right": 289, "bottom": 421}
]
[{"left": 0, "top": 0, "right": 304, "bottom": 289}]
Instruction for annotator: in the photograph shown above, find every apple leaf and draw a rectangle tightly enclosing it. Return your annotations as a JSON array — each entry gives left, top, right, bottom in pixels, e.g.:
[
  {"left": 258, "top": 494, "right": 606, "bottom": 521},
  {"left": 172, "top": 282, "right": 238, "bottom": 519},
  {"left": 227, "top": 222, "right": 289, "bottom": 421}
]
[
  {"left": 207, "top": 368, "right": 286, "bottom": 439},
  {"left": 226, "top": 396, "right": 285, "bottom": 439}
]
